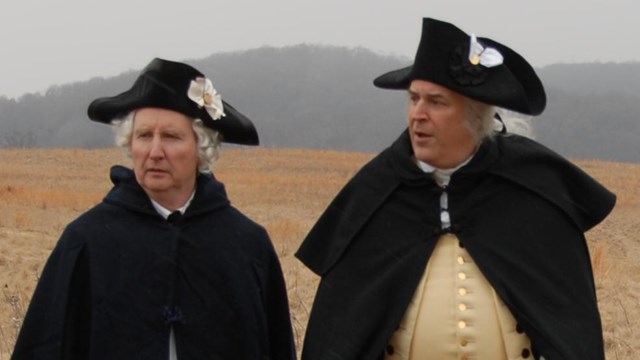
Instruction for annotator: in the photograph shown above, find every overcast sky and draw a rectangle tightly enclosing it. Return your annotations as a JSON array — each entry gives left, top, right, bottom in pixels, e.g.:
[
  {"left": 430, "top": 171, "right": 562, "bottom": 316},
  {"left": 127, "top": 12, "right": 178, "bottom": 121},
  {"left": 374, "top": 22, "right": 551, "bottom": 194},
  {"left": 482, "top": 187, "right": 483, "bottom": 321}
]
[{"left": 1, "top": 0, "right": 638, "bottom": 99}]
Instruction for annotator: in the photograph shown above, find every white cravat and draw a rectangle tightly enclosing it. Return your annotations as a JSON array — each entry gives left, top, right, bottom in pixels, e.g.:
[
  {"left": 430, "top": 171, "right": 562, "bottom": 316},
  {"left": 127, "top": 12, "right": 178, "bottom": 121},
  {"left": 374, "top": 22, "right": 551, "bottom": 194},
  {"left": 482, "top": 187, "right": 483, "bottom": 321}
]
[
  {"left": 417, "top": 158, "right": 472, "bottom": 229},
  {"left": 149, "top": 191, "right": 195, "bottom": 219},
  {"left": 149, "top": 191, "right": 195, "bottom": 360}
]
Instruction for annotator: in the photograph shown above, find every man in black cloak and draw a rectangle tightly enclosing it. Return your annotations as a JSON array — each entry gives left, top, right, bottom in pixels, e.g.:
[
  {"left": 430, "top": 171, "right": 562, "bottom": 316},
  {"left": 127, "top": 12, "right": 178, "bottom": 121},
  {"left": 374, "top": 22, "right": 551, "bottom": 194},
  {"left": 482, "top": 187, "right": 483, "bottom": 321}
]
[
  {"left": 296, "top": 18, "right": 615, "bottom": 360},
  {"left": 13, "top": 58, "right": 296, "bottom": 359}
]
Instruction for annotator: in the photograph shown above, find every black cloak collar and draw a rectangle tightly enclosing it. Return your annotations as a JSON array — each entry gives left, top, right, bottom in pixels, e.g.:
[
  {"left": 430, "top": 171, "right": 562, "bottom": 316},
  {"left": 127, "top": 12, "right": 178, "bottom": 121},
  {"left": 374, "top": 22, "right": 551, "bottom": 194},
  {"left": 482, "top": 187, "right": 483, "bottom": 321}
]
[
  {"left": 298, "top": 130, "right": 615, "bottom": 276},
  {"left": 389, "top": 129, "right": 614, "bottom": 231},
  {"left": 104, "top": 165, "right": 230, "bottom": 219}
]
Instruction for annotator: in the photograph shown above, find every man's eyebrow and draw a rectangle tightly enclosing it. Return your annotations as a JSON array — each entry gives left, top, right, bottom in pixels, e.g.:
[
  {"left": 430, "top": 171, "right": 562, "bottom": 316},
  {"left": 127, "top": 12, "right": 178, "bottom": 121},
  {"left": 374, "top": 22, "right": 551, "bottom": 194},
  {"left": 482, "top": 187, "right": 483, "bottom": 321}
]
[
  {"left": 133, "top": 127, "right": 150, "bottom": 134},
  {"left": 427, "top": 93, "right": 447, "bottom": 100},
  {"left": 408, "top": 88, "right": 420, "bottom": 97},
  {"left": 408, "top": 89, "right": 447, "bottom": 99}
]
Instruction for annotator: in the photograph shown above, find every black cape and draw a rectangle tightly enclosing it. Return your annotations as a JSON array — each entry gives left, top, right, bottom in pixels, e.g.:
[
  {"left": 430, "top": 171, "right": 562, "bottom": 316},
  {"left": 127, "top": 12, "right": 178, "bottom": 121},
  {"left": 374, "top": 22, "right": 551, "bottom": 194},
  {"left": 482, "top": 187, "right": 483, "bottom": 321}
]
[
  {"left": 13, "top": 166, "right": 296, "bottom": 360},
  {"left": 296, "top": 130, "right": 615, "bottom": 360}
]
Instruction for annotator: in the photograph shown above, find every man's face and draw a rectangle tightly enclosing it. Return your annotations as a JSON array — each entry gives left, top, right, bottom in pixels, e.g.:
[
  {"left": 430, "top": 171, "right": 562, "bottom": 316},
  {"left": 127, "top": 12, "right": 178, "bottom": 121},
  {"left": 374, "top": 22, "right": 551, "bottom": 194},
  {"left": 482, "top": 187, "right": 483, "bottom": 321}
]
[
  {"left": 407, "top": 80, "right": 478, "bottom": 169},
  {"left": 130, "top": 107, "right": 199, "bottom": 204}
]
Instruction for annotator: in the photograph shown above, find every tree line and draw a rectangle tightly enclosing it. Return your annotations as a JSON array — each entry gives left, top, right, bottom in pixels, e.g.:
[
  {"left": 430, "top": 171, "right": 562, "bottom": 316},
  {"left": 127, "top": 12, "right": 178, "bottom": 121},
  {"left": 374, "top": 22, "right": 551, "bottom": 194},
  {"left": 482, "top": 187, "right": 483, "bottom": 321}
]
[{"left": 0, "top": 45, "right": 638, "bottom": 163}]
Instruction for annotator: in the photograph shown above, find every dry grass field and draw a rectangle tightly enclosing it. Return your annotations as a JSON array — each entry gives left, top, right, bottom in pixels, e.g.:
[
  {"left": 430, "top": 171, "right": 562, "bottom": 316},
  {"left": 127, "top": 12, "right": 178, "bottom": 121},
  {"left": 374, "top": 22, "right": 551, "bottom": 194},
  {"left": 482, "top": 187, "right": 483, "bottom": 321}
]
[{"left": 0, "top": 147, "right": 638, "bottom": 359}]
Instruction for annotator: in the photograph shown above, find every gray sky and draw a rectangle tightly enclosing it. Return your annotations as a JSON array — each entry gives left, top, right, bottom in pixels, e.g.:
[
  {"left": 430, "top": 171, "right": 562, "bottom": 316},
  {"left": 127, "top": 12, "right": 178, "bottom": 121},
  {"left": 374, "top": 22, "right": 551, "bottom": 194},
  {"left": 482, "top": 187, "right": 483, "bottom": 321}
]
[{"left": 1, "top": 0, "right": 638, "bottom": 99}]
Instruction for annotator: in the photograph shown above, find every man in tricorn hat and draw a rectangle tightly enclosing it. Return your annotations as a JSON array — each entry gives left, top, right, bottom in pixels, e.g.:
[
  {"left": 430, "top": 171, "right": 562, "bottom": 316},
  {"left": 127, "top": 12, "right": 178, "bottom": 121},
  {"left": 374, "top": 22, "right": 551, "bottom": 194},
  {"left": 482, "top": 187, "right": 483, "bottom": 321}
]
[
  {"left": 13, "top": 58, "right": 296, "bottom": 359},
  {"left": 296, "top": 18, "right": 615, "bottom": 360}
]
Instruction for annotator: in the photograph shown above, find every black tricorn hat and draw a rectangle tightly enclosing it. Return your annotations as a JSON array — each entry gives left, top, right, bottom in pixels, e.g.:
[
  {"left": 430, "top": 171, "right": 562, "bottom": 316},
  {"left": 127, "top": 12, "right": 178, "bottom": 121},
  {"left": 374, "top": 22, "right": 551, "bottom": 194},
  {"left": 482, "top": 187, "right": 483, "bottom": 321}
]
[
  {"left": 374, "top": 18, "right": 546, "bottom": 116},
  {"left": 88, "top": 58, "right": 259, "bottom": 145}
]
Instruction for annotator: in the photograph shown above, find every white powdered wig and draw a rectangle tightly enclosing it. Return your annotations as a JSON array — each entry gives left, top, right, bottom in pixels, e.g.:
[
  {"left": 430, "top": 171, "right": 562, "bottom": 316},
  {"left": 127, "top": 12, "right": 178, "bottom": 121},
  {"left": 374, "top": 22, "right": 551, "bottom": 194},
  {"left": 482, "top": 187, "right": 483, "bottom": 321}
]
[
  {"left": 495, "top": 108, "right": 535, "bottom": 139},
  {"left": 111, "top": 111, "right": 221, "bottom": 173}
]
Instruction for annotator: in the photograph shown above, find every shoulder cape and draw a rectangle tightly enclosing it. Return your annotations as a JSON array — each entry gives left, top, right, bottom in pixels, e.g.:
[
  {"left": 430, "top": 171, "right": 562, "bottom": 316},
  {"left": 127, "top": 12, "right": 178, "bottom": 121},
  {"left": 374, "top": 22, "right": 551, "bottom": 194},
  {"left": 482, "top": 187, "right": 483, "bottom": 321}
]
[
  {"left": 296, "top": 130, "right": 615, "bottom": 360},
  {"left": 13, "top": 166, "right": 296, "bottom": 360}
]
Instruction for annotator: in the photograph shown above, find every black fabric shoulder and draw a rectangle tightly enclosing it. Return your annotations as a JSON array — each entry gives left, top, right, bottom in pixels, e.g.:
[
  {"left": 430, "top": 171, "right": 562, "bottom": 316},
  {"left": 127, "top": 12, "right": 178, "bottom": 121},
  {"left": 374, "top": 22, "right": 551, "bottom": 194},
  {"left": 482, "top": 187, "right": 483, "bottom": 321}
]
[
  {"left": 295, "top": 146, "right": 401, "bottom": 275},
  {"left": 12, "top": 226, "right": 87, "bottom": 358},
  {"left": 489, "top": 134, "right": 616, "bottom": 231}
]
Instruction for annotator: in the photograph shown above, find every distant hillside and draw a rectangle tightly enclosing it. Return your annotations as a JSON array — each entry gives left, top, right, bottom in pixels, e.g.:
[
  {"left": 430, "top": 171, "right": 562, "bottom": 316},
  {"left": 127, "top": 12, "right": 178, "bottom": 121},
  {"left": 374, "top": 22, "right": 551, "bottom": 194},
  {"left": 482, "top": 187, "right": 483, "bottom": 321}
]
[
  {"left": 0, "top": 45, "right": 638, "bottom": 162},
  {"left": 536, "top": 63, "right": 640, "bottom": 162},
  {"left": 540, "top": 62, "right": 640, "bottom": 95},
  {"left": 188, "top": 45, "right": 410, "bottom": 151}
]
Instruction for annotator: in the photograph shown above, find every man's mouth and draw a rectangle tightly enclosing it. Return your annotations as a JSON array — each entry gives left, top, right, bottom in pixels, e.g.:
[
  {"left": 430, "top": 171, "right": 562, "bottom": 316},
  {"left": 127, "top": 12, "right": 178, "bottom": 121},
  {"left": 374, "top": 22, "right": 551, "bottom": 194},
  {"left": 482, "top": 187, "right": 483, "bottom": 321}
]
[{"left": 413, "top": 130, "right": 433, "bottom": 140}]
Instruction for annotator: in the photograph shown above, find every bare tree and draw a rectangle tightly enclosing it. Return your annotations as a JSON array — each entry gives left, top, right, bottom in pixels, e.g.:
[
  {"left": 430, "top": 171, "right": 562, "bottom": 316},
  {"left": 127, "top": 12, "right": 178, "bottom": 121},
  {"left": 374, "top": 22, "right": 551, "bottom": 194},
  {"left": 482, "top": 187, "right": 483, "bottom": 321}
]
[{"left": 2, "top": 130, "right": 37, "bottom": 147}]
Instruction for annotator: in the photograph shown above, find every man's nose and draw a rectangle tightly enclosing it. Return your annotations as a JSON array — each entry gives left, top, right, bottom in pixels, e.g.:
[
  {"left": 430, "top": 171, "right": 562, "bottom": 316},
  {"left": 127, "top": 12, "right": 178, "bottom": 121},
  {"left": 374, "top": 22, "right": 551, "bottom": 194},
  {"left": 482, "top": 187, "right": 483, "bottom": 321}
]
[
  {"left": 411, "top": 101, "right": 430, "bottom": 121},
  {"left": 149, "top": 137, "right": 165, "bottom": 159}
]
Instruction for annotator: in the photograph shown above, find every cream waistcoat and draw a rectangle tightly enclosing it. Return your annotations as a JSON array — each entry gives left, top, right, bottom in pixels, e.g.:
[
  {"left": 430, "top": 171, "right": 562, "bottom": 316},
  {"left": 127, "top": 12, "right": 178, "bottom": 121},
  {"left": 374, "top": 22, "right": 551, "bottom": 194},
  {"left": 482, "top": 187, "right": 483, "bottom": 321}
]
[
  {"left": 384, "top": 234, "right": 533, "bottom": 360},
  {"left": 383, "top": 160, "right": 534, "bottom": 359}
]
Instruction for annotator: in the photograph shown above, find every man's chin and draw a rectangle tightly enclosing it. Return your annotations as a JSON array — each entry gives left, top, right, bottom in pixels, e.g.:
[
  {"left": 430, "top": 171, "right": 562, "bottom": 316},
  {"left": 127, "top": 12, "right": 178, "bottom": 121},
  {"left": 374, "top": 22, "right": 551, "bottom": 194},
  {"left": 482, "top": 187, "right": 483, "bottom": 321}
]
[
  {"left": 141, "top": 181, "right": 171, "bottom": 194},
  {"left": 411, "top": 147, "right": 436, "bottom": 164}
]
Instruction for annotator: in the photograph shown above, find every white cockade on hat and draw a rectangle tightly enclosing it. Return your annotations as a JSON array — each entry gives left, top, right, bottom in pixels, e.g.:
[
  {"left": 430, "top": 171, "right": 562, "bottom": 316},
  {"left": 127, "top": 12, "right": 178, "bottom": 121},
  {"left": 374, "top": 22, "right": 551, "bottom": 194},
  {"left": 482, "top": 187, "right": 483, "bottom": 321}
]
[
  {"left": 468, "top": 34, "right": 503, "bottom": 68},
  {"left": 187, "top": 77, "right": 226, "bottom": 120}
]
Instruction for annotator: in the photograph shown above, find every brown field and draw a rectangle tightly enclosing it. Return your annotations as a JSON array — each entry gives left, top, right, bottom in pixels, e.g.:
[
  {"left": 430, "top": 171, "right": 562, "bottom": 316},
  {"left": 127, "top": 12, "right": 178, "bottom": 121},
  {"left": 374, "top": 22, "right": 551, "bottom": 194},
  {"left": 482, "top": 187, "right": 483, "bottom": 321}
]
[{"left": 0, "top": 147, "right": 638, "bottom": 359}]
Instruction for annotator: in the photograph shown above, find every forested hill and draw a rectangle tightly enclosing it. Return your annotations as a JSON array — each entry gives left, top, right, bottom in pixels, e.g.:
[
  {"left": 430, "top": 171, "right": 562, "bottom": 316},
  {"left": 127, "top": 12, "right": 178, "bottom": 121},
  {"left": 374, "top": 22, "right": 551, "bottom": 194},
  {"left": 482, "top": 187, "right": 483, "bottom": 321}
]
[{"left": 0, "top": 45, "right": 638, "bottom": 163}]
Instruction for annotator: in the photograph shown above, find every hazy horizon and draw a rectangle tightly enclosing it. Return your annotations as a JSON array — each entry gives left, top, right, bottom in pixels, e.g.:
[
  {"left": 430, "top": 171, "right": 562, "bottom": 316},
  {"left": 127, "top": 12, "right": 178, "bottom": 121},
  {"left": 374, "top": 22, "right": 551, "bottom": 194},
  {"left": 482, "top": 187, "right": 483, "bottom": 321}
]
[{"left": 2, "top": 0, "right": 639, "bottom": 99}]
